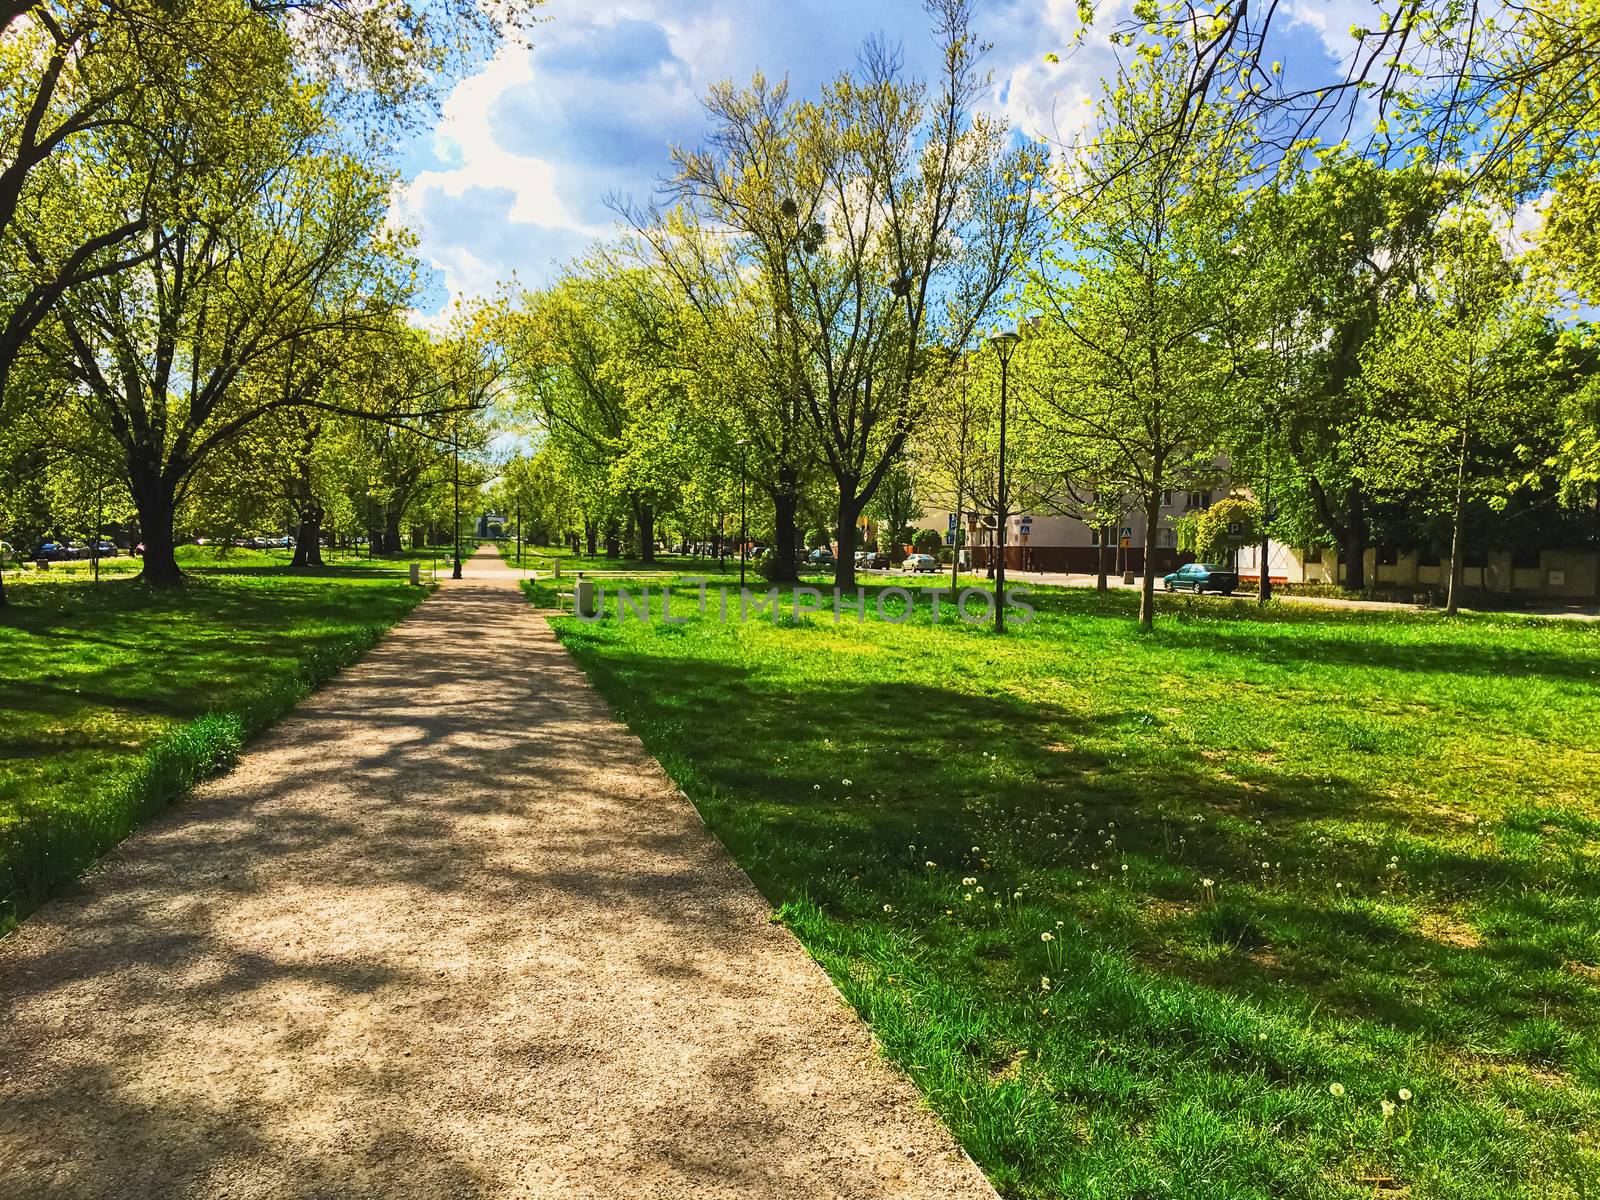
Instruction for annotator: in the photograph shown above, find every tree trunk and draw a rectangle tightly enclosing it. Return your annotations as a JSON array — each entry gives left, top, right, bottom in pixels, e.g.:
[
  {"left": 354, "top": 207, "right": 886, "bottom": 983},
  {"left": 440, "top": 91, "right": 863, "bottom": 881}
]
[
  {"left": 1097, "top": 527, "right": 1110, "bottom": 591},
  {"left": 292, "top": 507, "right": 326, "bottom": 568},
  {"left": 1139, "top": 494, "right": 1159, "bottom": 630},
  {"left": 633, "top": 500, "right": 656, "bottom": 563},
  {"left": 131, "top": 471, "right": 182, "bottom": 586},
  {"left": 1447, "top": 424, "right": 1468, "bottom": 616},
  {"left": 603, "top": 519, "right": 619, "bottom": 559},
  {"left": 772, "top": 472, "right": 800, "bottom": 583},
  {"left": 383, "top": 514, "right": 403, "bottom": 554},
  {"left": 833, "top": 495, "right": 860, "bottom": 589},
  {"left": 584, "top": 520, "right": 598, "bottom": 557},
  {"left": 1341, "top": 484, "right": 1367, "bottom": 591}
]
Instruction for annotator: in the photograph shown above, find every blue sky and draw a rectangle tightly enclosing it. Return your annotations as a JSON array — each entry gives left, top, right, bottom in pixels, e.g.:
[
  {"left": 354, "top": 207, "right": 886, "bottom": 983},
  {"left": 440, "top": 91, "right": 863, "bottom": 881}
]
[{"left": 395, "top": 0, "right": 1370, "bottom": 316}]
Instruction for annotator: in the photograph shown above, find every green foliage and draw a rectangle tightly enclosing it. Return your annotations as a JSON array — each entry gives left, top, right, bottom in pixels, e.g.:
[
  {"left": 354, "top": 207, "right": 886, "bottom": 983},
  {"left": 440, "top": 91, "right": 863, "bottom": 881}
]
[{"left": 1191, "top": 497, "right": 1262, "bottom": 559}]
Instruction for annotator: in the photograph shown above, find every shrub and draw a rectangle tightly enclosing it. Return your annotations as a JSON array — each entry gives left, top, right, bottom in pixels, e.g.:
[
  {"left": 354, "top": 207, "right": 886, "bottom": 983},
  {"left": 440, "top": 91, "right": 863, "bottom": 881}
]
[{"left": 912, "top": 529, "right": 943, "bottom": 556}]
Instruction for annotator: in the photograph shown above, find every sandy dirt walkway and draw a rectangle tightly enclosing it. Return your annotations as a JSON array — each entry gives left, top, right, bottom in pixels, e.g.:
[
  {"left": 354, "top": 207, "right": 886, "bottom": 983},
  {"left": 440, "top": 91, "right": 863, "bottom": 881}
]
[{"left": 0, "top": 546, "right": 993, "bottom": 1200}]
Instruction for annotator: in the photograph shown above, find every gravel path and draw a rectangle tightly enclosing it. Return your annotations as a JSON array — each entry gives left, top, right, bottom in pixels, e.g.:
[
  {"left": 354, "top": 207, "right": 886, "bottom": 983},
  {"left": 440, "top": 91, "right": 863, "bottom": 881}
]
[{"left": 0, "top": 546, "right": 994, "bottom": 1200}]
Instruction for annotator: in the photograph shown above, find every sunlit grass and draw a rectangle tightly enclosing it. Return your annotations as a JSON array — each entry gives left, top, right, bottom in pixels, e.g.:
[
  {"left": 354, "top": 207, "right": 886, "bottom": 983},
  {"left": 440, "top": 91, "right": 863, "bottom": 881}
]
[{"left": 531, "top": 578, "right": 1600, "bottom": 1199}]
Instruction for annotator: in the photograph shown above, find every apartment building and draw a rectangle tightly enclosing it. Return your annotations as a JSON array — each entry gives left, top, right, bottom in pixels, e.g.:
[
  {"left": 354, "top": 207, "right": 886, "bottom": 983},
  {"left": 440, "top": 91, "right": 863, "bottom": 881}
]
[{"left": 928, "top": 487, "right": 1224, "bottom": 574}]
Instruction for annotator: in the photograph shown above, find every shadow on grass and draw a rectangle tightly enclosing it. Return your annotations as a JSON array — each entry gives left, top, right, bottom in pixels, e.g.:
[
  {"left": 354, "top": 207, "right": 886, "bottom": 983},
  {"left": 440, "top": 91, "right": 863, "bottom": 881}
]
[{"left": 552, "top": 623, "right": 1600, "bottom": 1065}]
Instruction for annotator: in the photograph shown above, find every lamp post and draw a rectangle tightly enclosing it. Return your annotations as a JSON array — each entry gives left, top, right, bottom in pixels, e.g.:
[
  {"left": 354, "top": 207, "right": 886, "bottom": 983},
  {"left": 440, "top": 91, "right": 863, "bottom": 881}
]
[
  {"left": 451, "top": 419, "right": 462, "bottom": 580},
  {"left": 989, "top": 328, "right": 1020, "bottom": 634},
  {"left": 736, "top": 437, "right": 750, "bottom": 587}
]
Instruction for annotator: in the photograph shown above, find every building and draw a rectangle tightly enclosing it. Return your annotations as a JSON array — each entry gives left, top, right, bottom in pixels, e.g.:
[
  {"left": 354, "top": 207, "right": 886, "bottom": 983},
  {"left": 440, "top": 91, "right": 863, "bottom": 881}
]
[
  {"left": 923, "top": 498, "right": 1600, "bottom": 602},
  {"left": 928, "top": 488, "right": 1225, "bottom": 575}
]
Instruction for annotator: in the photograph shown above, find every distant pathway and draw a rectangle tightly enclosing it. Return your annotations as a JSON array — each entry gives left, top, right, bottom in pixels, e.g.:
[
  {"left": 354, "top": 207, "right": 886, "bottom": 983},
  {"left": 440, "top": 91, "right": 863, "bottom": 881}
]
[{"left": 0, "top": 546, "right": 993, "bottom": 1200}]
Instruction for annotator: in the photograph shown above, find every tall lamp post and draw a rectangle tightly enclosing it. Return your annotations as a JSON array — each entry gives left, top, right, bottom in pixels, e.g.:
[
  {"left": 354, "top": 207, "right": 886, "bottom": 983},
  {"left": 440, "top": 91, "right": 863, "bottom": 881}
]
[
  {"left": 736, "top": 437, "right": 750, "bottom": 587},
  {"left": 451, "top": 419, "right": 462, "bottom": 580},
  {"left": 989, "top": 329, "right": 1020, "bottom": 634}
]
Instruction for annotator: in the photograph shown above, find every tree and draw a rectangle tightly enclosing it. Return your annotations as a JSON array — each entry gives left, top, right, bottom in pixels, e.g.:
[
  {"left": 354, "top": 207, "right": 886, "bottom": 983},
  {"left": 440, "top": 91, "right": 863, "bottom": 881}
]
[
  {"left": 626, "top": 214, "right": 820, "bottom": 582},
  {"left": 668, "top": 0, "right": 1042, "bottom": 589},
  {"left": 1228, "top": 155, "right": 1450, "bottom": 591},
  {"left": 1027, "top": 43, "right": 1248, "bottom": 629},
  {"left": 0, "top": 0, "right": 540, "bottom": 405},
  {"left": 866, "top": 462, "right": 922, "bottom": 559},
  {"left": 1360, "top": 211, "right": 1543, "bottom": 614},
  {"left": 33, "top": 75, "right": 447, "bottom": 583},
  {"left": 506, "top": 262, "right": 692, "bottom": 564}
]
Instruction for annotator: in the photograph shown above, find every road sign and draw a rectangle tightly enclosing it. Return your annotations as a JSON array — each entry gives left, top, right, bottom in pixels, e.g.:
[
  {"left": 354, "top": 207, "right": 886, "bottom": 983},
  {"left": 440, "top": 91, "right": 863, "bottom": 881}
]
[
  {"left": 948, "top": 513, "right": 958, "bottom": 531},
  {"left": 944, "top": 531, "right": 955, "bottom": 545},
  {"left": 1227, "top": 520, "right": 1242, "bottom": 537},
  {"left": 1019, "top": 520, "right": 1031, "bottom": 534},
  {"left": 1121, "top": 526, "right": 1133, "bottom": 540}
]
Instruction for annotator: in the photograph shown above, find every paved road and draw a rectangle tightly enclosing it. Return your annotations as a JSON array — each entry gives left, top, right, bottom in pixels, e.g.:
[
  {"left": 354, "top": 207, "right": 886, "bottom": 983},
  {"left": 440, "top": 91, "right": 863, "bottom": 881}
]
[{"left": 0, "top": 546, "right": 993, "bottom": 1200}]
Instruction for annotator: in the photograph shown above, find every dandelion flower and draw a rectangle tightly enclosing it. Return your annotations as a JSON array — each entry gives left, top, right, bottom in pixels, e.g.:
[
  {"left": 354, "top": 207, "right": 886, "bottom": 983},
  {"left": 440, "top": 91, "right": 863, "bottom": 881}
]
[
  {"left": 1398, "top": 1088, "right": 1412, "bottom": 1102},
  {"left": 1381, "top": 1100, "right": 1396, "bottom": 1118},
  {"left": 1013, "top": 891, "right": 1022, "bottom": 900},
  {"left": 1040, "top": 975, "right": 1051, "bottom": 990},
  {"left": 964, "top": 893, "right": 973, "bottom": 901},
  {"left": 843, "top": 779, "right": 852, "bottom": 786},
  {"left": 1121, "top": 864, "right": 1129, "bottom": 872},
  {"left": 1201, "top": 878, "right": 1215, "bottom": 888},
  {"left": 1329, "top": 1083, "right": 1345, "bottom": 1098},
  {"left": 883, "top": 904, "right": 894, "bottom": 913},
  {"left": 1056, "top": 920, "right": 1064, "bottom": 927},
  {"left": 962, "top": 877, "right": 977, "bottom": 886},
  {"left": 925, "top": 861, "right": 936, "bottom": 868},
  {"left": 975, "top": 885, "right": 985, "bottom": 894},
  {"left": 1041, "top": 931, "right": 1055, "bottom": 942},
  {"left": 971, "top": 846, "right": 980, "bottom": 853}
]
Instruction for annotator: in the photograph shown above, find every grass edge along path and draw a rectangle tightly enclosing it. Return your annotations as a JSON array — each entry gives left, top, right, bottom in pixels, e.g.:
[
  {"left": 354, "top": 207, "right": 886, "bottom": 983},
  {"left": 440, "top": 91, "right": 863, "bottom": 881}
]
[
  {"left": 522, "top": 576, "right": 1600, "bottom": 1200},
  {"left": 0, "top": 572, "right": 430, "bottom": 934}
]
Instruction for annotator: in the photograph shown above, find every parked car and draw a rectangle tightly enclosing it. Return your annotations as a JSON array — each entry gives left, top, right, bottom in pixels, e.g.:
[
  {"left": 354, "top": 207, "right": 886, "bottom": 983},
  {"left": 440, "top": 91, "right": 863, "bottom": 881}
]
[
  {"left": 863, "top": 551, "right": 892, "bottom": 569},
  {"left": 805, "top": 548, "right": 835, "bottom": 566},
  {"left": 901, "top": 553, "right": 938, "bottom": 573},
  {"left": 91, "top": 540, "right": 117, "bottom": 557},
  {"left": 34, "top": 541, "right": 67, "bottom": 561},
  {"left": 1162, "top": 562, "right": 1239, "bottom": 595},
  {"left": 0, "top": 540, "right": 15, "bottom": 564}
]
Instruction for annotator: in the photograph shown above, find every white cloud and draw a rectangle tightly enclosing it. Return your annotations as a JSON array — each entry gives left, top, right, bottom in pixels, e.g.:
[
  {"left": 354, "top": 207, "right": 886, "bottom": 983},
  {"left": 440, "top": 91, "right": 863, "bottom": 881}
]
[{"left": 394, "top": 0, "right": 1139, "bottom": 313}]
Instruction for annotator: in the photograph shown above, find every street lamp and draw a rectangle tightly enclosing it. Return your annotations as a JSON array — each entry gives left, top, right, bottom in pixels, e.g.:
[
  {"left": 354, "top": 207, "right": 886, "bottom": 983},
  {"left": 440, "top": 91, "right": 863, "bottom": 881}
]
[
  {"left": 736, "top": 437, "right": 750, "bottom": 587},
  {"left": 989, "top": 328, "right": 1021, "bottom": 634},
  {"left": 451, "top": 419, "right": 462, "bottom": 580}
]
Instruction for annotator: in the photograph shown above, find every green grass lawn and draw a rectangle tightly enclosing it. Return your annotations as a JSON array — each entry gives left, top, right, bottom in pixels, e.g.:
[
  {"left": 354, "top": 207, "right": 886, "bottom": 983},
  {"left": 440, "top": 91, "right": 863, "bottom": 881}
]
[
  {"left": 0, "top": 553, "right": 427, "bottom": 932},
  {"left": 530, "top": 577, "right": 1600, "bottom": 1199}
]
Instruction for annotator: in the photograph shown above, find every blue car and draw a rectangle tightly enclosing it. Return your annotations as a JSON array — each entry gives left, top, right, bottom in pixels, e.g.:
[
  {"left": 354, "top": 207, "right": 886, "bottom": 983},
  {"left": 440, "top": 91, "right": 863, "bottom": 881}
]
[{"left": 1162, "top": 562, "right": 1239, "bottom": 595}]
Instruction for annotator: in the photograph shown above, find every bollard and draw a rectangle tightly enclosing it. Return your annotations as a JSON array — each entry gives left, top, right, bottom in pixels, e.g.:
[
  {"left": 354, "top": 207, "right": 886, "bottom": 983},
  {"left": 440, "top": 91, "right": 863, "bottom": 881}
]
[
  {"left": 574, "top": 573, "right": 597, "bottom": 617},
  {"left": 409, "top": 562, "right": 420, "bottom": 586},
  {"left": 551, "top": 557, "right": 562, "bottom": 579},
  {"left": 1122, "top": 571, "right": 1135, "bottom": 585}
]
